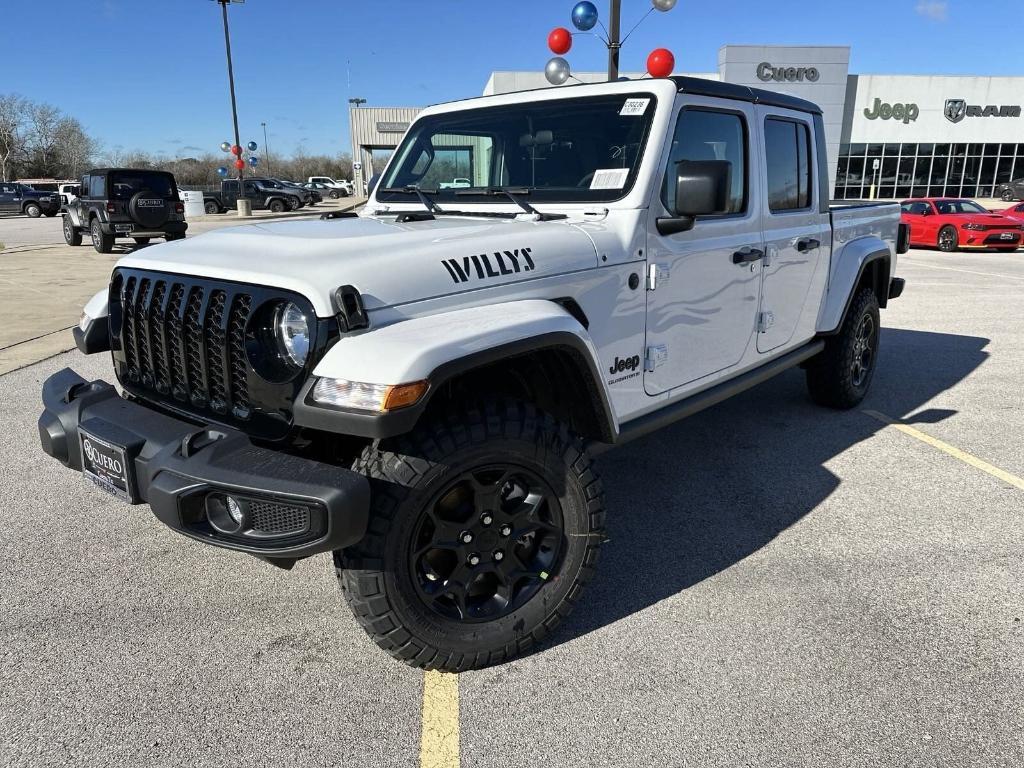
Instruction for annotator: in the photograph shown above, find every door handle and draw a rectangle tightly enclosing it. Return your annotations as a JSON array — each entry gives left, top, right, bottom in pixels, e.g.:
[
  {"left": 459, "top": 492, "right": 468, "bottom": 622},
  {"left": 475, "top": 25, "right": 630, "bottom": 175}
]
[
  {"left": 796, "top": 238, "right": 821, "bottom": 253},
  {"left": 732, "top": 247, "right": 765, "bottom": 265}
]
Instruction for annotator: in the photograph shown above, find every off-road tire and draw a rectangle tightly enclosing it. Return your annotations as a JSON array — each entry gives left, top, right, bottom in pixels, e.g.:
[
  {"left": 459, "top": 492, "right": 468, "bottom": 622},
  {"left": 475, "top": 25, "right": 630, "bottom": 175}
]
[
  {"left": 937, "top": 225, "right": 959, "bottom": 252},
  {"left": 204, "top": 201, "right": 221, "bottom": 215},
  {"left": 269, "top": 199, "right": 286, "bottom": 213},
  {"left": 90, "top": 218, "right": 114, "bottom": 254},
  {"left": 806, "top": 288, "right": 881, "bottom": 409},
  {"left": 62, "top": 216, "right": 82, "bottom": 246},
  {"left": 337, "top": 399, "right": 605, "bottom": 672},
  {"left": 24, "top": 202, "right": 42, "bottom": 218}
]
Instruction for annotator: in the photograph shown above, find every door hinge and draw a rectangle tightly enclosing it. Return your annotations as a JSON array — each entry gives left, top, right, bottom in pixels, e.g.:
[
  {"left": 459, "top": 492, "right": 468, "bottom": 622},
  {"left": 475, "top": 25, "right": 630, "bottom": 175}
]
[
  {"left": 647, "top": 263, "right": 670, "bottom": 291},
  {"left": 645, "top": 344, "right": 668, "bottom": 372},
  {"left": 757, "top": 311, "right": 775, "bottom": 334}
]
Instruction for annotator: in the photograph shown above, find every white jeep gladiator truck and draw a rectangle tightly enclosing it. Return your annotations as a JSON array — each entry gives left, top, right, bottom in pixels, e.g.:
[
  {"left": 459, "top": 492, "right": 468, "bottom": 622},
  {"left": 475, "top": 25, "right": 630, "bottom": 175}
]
[{"left": 38, "top": 77, "right": 908, "bottom": 671}]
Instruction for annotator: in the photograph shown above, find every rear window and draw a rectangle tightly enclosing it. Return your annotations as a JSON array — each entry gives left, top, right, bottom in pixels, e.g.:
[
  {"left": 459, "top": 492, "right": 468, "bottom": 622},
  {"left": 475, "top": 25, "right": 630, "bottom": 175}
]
[{"left": 108, "top": 172, "right": 177, "bottom": 200}]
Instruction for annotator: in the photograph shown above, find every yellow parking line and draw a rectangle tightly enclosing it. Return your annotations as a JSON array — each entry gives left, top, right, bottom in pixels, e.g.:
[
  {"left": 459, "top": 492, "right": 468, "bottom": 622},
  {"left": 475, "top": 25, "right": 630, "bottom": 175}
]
[
  {"left": 420, "top": 671, "right": 460, "bottom": 768},
  {"left": 863, "top": 410, "right": 1024, "bottom": 492}
]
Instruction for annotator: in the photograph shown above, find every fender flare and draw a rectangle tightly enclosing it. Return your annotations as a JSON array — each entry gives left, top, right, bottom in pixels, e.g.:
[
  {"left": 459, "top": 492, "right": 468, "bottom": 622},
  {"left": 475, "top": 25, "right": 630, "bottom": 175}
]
[
  {"left": 292, "top": 300, "right": 618, "bottom": 442},
  {"left": 817, "top": 239, "right": 891, "bottom": 335}
]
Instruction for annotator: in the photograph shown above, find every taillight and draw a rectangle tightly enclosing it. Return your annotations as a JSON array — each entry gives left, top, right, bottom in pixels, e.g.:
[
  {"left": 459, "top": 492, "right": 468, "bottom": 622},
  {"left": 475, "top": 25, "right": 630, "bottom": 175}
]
[
  {"left": 174, "top": 202, "right": 184, "bottom": 214},
  {"left": 106, "top": 202, "right": 116, "bottom": 213}
]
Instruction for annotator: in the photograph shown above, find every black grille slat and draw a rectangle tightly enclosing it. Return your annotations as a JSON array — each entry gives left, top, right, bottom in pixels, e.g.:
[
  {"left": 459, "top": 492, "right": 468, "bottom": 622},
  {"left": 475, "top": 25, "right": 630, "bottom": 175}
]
[
  {"left": 135, "top": 278, "right": 153, "bottom": 387},
  {"left": 228, "top": 294, "right": 253, "bottom": 419},
  {"left": 183, "top": 287, "right": 207, "bottom": 406},
  {"left": 165, "top": 284, "right": 188, "bottom": 402},
  {"left": 122, "top": 277, "right": 139, "bottom": 378},
  {"left": 148, "top": 281, "right": 170, "bottom": 394},
  {"left": 205, "top": 291, "right": 229, "bottom": 415}
]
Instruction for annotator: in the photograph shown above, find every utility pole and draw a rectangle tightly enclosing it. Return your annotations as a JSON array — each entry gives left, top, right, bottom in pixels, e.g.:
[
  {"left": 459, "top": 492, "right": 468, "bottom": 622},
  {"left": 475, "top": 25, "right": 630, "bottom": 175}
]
[
  {"left": 607, "top": 0, "right": 621, "bottom": 81},
  {"left": 217, "top": 0, "right": 244, "bottom": 181},
  {"left": 261, "top": 121, "right": 271, "bottom": 176}
]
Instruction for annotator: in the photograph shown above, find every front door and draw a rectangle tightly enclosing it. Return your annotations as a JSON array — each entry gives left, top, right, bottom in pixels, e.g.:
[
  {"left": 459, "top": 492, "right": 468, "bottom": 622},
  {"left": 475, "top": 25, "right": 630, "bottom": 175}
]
[
  {"left": 756, "top": 109, "right": 831, "bottom": 354},
  {"left": 645, "top": 100, "right": 764, "bottom": 395},
  {"left": 901, "top": 200, "right": 934, "bottom": 244}
]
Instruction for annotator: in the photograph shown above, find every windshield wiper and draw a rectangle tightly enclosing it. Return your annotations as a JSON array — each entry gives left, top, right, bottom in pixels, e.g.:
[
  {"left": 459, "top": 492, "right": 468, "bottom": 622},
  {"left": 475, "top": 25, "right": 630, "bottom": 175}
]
[
  {"left": 456, "top": 187, "right": 567, "bottom": 221},
  {"left": 379, "top": 185, "right": 445, "bottom": 213}
]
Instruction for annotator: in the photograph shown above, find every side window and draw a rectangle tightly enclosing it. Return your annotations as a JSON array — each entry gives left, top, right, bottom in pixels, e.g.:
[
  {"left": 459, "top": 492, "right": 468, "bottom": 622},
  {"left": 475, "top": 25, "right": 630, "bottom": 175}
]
[
  {"left": 243, "top": 182, "right": 257, "bottom": 195},
  {"left": 764, "top": 117, "right": 813, "bottom": 212},
  {"left": 80, "top": 176, "right": 89, "bottom": 196},
  {"left": 662, "top": 108, "right": 747, "bottom": 215},
  {"left": 89, "top": 175, "right": 105, "bottom": 198},
  {"left": 912, "top": 202, "right": 931, "bottom": 215},
  {"left": 0, "top": 184, "right": 14, "bottom": 195}
]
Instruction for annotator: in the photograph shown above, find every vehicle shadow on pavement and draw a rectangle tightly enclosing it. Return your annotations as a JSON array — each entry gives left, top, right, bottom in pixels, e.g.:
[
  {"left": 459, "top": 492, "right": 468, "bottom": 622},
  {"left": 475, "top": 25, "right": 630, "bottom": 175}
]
[{"left": 552, "top": 328, "right": 990, "bottom": 647}]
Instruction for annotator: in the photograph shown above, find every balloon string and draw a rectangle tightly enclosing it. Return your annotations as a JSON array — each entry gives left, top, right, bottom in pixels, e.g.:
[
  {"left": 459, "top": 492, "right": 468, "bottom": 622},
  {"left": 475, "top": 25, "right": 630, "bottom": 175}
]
[
  {"left": 621, "top": 7, "right": 654, "bottom": 46},
  {"left": 595, "top": 19, "right": 611, "bottom": 46}
]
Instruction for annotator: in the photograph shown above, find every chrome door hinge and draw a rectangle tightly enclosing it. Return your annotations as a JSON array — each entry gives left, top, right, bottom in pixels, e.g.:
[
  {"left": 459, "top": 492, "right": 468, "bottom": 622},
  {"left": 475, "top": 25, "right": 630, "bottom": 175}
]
[
  {"left": 757, "top": 311, "right": 775, "bottom": 334},
  {"left": 647, "top": 263, "right": 670, "bottom": 291},
  {"left": 645, "top": 344, "right": 668, "bottom": 372}
]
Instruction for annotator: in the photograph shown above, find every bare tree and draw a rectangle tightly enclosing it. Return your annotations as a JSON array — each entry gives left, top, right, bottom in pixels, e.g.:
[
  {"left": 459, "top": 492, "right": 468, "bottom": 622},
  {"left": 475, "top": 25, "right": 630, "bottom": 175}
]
[
  {"left": 55, "top": 117, "right": 97, "bottom": 180},
  {"left": 25, "top": 101, "right": 62, "bottom": 176},
  {"left": 0, "top": 94, "right": 29, "bottom": 181}
]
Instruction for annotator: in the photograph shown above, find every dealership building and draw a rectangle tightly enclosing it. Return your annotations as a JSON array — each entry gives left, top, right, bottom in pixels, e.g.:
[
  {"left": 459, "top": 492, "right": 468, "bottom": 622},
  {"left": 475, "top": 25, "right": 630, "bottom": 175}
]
[{"left": 349, "top": 45, "right": 1023, "bottom": 200}]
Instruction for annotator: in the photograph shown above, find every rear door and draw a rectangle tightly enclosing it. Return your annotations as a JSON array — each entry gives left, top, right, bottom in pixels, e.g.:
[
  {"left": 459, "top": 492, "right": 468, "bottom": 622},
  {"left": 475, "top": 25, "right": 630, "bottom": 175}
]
[
  {"left": 644, "top": 98, "right": 764, "bottom": 395},
  {"left": 755, "top": 108, "right": 831, "bottom": 354},
  {"left": 0, "top": 183, "right": 16, "bottom": 213}
]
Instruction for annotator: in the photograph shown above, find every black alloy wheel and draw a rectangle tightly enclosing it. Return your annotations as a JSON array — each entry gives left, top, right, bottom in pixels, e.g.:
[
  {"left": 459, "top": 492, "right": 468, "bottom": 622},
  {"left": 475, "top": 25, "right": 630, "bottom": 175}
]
[
  {"left": 409, "top": 466, "right": 564, "bottom": 623},
  {"left": 938, "top": 226, "right": 959, "bottom": 252},
  {"left": 205, "top": 201, "right": 220, "bottom": 215},
  {"left": 850, "top": 313, "right": 876, "bottom": 389}
]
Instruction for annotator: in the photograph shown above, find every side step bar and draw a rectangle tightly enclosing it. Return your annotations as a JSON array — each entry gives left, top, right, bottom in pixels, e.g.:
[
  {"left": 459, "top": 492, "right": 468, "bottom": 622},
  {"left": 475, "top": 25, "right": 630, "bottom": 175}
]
[{"left": 601, "top": 340, "right": 825, "bottom": 452}]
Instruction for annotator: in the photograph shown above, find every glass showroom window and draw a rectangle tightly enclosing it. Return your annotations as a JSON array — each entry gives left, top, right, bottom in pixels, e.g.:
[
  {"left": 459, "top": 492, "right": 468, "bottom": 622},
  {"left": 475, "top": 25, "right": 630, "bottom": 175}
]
[{"left": 834, "top": 143, "right": 1022, "bottom": 200}]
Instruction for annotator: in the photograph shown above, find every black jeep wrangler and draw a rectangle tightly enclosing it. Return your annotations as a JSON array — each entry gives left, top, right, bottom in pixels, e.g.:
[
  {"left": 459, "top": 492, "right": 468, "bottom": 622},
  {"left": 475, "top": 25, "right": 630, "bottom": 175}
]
[{"left": 62, "top": 168, "right": 187, "bottom": 253}]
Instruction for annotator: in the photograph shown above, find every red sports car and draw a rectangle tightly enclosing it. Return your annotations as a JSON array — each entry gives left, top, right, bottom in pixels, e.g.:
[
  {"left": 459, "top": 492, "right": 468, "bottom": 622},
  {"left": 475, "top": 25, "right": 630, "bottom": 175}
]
[
  {"left": 1000, "top": 201, "right": 1024, "bottom": 223},
  {"left": 900, "top": 198, "right": 1023, "bottom": 252}
]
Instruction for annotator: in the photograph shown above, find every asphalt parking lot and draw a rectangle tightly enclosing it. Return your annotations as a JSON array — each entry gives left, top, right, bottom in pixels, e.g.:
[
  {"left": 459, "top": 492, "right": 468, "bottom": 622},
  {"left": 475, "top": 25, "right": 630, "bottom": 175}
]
[{"left": 1, "top": 230, "right": 1022, "bottom": 766}]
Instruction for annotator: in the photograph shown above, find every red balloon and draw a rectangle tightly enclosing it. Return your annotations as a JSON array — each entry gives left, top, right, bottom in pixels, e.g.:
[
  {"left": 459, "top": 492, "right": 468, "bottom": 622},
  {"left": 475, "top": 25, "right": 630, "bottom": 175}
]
[
  {"left": 231, "top": 144, "right": 242, "bottom": 156},
  {"left": 548, "top": 27, "right": 572, "bottom": 55},
  {"left": 647, "top": 48, "right": 675, "bottom": 78},
  {"left": 234, "top": 158, "right": 246, "bottom": 170}
]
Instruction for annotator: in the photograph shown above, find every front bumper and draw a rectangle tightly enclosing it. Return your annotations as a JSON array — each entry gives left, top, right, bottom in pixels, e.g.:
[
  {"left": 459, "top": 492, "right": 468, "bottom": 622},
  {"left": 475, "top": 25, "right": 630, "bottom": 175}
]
[{"left": 37, "top": 368, "right": 370, "bottom": 562}]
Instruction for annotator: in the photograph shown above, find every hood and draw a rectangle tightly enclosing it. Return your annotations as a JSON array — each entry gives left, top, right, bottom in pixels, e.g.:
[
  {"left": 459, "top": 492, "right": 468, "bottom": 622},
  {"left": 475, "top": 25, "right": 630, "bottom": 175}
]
[
  {"left": 114, "top": 215, "right": 599, "bottom": 316},
  {"left": 957, "top": 213, "right": 1021, "bottom": 226}
]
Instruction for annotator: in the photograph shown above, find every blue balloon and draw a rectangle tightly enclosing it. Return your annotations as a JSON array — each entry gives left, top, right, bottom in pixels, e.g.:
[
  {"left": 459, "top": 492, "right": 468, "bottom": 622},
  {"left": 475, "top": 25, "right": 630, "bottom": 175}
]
[
  {"left": 247, "top": 141, "right": 258, "bottom": 152},
  {"left": 571, "top": 1, "right": 598, "bottom": 31},
  {"left": 216, "top": 166, "right": 228, "bottom": 177},
  {"left": 249, "top": 156, "right": 259, "bottom": 167}
]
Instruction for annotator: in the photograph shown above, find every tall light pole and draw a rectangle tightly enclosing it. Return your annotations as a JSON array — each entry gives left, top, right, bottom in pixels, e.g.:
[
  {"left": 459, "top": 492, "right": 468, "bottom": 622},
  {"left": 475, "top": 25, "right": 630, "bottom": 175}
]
[
  {"left": 261, "top": 121, "right": 271, "bottom": 176},
  {"left": 215, "top": 0, "right": 245, "bottom": 181}
]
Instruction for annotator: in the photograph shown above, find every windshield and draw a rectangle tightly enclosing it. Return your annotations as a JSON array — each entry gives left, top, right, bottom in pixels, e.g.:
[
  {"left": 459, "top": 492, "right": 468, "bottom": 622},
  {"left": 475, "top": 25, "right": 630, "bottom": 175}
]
[
  {"left": 109, "top": 171, "right": 177, "bottom": 200},
  {"left": 935, "top": 199, "right": 988, "bottom": 215},
  {"left": 378, "top": 93, "right": 657, "bottom": 204}
]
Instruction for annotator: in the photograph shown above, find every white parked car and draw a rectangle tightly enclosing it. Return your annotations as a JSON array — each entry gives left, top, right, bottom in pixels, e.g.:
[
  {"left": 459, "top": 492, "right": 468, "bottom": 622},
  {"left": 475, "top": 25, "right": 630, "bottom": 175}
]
[
  {"left": 40, "top": 76, "right": 908, "bottom": 673},
  {"left": 307, "top": 176, "right": 352, "bottom": 197}
]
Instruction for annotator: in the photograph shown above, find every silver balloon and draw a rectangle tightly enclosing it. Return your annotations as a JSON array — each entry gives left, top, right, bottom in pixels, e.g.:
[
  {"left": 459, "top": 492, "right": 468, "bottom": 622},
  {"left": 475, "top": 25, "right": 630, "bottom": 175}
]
[
  {"left": 247, "top": 141, "right": 258, "bottom": 152},
  {"left": 652, "top": 0, "right": 677, "bottom": 10},
  {"left": 545, "top": 56, "right": 571, "bottom": 86},
  {"left": 220, "top": 141, "right": 231, "bottom": 153}
]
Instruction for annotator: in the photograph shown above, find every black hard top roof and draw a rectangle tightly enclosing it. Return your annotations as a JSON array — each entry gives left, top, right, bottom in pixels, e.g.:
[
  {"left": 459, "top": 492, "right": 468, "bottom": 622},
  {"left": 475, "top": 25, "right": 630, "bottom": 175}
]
[
  {"left": 670, "top": 76, "right": 823, "bottom": 115},
  {"left": 86, "top": 168, "right": 176, "bottom": 176}
]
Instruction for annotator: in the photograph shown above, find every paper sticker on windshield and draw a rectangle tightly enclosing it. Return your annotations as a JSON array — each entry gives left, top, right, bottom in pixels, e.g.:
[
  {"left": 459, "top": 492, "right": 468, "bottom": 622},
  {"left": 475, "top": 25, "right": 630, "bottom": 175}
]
[
  {"left": 619, "top": 98, "right": 650, "bottom": 117},
  {"left": 590, "top": 168, "right": 630, "bottom": 190}
]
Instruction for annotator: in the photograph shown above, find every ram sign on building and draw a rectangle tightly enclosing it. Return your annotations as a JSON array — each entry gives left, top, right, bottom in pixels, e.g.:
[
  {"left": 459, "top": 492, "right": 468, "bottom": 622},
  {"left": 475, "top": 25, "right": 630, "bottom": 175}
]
[{"left": 351, "top": 45, "right": 1022, "bottom": 201}]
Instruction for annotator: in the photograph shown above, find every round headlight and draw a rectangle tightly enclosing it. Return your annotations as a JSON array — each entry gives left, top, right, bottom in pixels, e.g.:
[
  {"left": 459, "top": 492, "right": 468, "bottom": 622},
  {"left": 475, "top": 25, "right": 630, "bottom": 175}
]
[{"left": 275, "top": 301, "right": 309, "bottom": 367}]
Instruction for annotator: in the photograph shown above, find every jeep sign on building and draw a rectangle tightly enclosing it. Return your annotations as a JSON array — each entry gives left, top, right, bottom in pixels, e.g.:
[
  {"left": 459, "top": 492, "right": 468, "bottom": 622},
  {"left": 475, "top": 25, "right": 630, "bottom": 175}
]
[{"left": 474, "top": 45, "right": 1024, "bottom": 200}]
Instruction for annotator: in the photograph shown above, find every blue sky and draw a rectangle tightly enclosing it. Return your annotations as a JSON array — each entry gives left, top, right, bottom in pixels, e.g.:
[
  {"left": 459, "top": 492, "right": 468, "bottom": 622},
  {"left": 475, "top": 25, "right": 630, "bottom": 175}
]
[{"left": 1, "top": 0, "right": 1017, "bottom": 158}]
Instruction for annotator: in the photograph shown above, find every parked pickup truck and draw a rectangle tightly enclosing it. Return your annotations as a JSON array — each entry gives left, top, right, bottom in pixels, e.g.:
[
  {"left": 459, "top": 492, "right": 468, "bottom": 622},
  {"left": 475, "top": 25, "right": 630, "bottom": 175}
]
[
  {"left": 0, "top": 181, "right": 60, "bottom": 217},
  {"left": 38, "top": 76, "right": 907, "bottom": 671},
  {"left": 202, "top": 178, "right": 305, "bottom": 214},
  {"left": 308, "top": 176, "right": 352, "bottom": 197}
]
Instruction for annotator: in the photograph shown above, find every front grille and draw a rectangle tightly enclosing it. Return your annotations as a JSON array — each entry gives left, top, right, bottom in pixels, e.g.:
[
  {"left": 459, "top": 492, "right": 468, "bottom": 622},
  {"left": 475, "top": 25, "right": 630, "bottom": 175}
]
[
  {"left": 109, "top": 269, "right": 322, "bottom": 440},
  {"left": 118, "top": 274, "right": 252, "bottom": 418},
  {"left": 249, "top": 500, "right": 310, "bottom": 536}
]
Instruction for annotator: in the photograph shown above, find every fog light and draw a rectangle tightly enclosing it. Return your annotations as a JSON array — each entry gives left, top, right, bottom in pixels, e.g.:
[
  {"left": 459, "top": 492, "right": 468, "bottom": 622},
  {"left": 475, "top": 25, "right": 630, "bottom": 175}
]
[{"left": 226, "top": 496, "right": 244, "bottom": 525}]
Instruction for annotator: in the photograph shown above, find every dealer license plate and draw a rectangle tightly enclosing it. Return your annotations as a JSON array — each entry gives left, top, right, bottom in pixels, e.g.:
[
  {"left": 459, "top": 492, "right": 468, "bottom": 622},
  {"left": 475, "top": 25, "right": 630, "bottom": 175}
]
[
  {"left": 80, "top": 430, "right": 134, "bottom": 503},
  {"left": 114, "top": 223, "right": 134, "bottom": 232},
  {"left": 999, "top": 233, "right": 1015, "bottom": 240}
]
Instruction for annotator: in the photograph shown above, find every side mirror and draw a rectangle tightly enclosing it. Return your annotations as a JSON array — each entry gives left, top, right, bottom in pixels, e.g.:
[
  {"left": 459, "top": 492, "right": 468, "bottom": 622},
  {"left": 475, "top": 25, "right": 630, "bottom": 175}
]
[{"left": 657, "top": 160, "right": 732, "bottom": 236}]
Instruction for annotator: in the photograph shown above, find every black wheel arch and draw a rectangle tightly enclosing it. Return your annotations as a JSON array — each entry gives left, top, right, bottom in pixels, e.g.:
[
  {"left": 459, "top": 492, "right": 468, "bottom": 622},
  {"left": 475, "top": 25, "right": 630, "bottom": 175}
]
[{"left": 293, "top": 330, "right": 617, "bottom": 445}]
